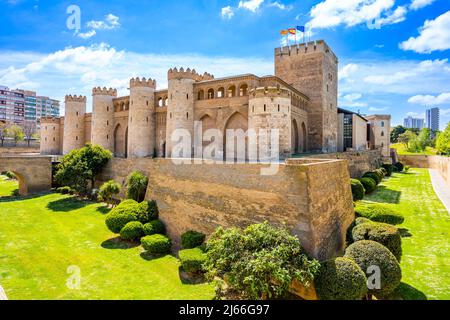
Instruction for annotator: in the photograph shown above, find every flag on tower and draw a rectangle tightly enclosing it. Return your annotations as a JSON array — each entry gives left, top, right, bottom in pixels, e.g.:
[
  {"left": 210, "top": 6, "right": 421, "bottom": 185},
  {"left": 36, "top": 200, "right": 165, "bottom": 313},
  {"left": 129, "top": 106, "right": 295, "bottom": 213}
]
[
  {"left": 288, "top": 28, "right": 296, "bottom": 35},
  {"left": 297, "top": 26, "right": 305, "bottom": 32},
  {"left": 280, "top": 30, "right": 288, "bottom": 35}
]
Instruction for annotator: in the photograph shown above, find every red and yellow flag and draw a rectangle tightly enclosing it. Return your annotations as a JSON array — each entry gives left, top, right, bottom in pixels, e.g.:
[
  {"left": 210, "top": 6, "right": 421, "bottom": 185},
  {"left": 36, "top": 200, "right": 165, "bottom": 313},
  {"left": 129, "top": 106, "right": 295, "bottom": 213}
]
[
  {"left": 288, "top": 28, "right": 297, "bottom": 35},
  {"left": 280, "top": 30, "right": 288, "bottom": 36}
]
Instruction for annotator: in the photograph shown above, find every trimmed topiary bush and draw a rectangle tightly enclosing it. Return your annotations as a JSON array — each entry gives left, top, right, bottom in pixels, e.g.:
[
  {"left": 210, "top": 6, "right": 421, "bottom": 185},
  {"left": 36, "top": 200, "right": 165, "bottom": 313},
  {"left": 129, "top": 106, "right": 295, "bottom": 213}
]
[
  {"left": 105, "top": 200, "right": 140, "bottom": 233},
  {"left": 344, "top": 240, "right": 402, "bottom": 298},
  {"left": 56, "top": 186, "right": 74, "bottom": 195},
  {"left": 355, "top": 217, "right": 371, "bottom": 225},
  {"left": 351, "top": 179, "right": 365, "bottom": 201},
  {"left": 315, "top": 257, "right": 368, "bottom": 300},
  {"left": 363, "top": 172, "right": 381, "bottom": 185},
  {"left": 179, "top": 247, "right": 207, "bottom": 273},
  {"left": 393, "top": 162, "right": 404, "bottom": 172},
  {"left": 382, "top": 163, "right": 394, "bottom": 177},
  {"left": 379, "top": 167, "right": 388, "bottom": 176},
  {"left": 375, "top": 169, "right": 385, "bottom": 179},
  {"left": 120, "top": 221, "right": 144, "bottom": 241},
  {"left": 352, "top": 222, "right": 402, "bottom": 261},
  {"left": 358, "top": 177, "right": 377, "bottom": 194},
  {"left": 181, "top": 230, "right": 206, "bottom": 249},
  {"left": 143, "top": 219, "right": 166, "bottom": 235},
  {"left": 355, "top": 204, "right": 405, "bottom": 225},
  {"left": 141, "top": 234, "right": 172, "bottom": 254},
  {"left": 136, "top": 200, "right": 159, "bottom": 224}
]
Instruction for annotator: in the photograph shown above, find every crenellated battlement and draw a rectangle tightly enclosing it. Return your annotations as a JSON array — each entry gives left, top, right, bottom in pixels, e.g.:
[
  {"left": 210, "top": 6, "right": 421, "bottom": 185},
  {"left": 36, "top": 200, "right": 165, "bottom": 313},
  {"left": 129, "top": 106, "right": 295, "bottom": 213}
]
[
  {"left": 40, "top": 116, "right": 61, "bottom": 124},
  {"left": 92, "top": 87, "right": 117, "bottom": 96},
  {"left": 65, "top": 95, "right": 87, "bottom": 103},
  {"left": 249, "top": 86, "right": 291, "bottom": 99},
  {"left": 168, "top": 67, "right": 214, "bottom": 81},
  {"left": 130, "top": 77, "right": 156, "bottom": 89},
  {"left": 275, "top": 40, "right": 338, "bottom": 62}
]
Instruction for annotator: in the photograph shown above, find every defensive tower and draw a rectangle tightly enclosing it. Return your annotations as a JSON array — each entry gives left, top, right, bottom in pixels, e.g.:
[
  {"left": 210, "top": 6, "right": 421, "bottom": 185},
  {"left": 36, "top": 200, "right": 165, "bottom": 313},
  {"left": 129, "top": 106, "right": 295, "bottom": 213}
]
[
  {"left": 91, "top": 87, "right": 117, "bottom": 152},
  {"left": 63, "top": 95, "right": 86, "bottom": 154}
]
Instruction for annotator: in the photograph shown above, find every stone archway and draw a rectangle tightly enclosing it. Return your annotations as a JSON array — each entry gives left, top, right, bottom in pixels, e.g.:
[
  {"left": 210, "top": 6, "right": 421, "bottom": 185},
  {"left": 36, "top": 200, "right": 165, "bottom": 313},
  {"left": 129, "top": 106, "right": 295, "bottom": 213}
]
[
  {"left": 223, "top": 112, "right": 248, "bottom": 161},
  {"left": 301, "top": 122, "right": 307, "bottom": 153},
  {"left": 0, "top": 156, "right": 52, "bottom": 195},
  {"left": 292, "top": 119, "right": 300, "bottom": 154},
  {"left": 114, "top": 124, "right": 126, "bottom": 158}
]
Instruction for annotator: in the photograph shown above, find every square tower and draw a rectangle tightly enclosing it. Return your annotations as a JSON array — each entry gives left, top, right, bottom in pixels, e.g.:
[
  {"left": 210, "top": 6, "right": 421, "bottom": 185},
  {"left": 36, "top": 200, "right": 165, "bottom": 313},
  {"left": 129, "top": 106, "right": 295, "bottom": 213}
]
[{"left": 275, "top": 40, "right": 338, "bottom": 153}]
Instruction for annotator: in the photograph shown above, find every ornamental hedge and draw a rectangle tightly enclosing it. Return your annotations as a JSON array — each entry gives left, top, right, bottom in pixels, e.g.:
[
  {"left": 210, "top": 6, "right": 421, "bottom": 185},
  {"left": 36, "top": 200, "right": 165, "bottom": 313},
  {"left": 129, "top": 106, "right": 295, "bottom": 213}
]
[
  {"left": 181, "top": 230, "right": 206, "bottom": 249},
  {"left": 394, "top": 162, "right": 404, "bottom": 172},
  {"left": 382, "top": 163, "right": 394, "bottom": 176},
  {"left": 358, "top": 177, "right": 377, "bottom": 194},
  {"left": 315, "top": 257, "right": 368, "bottom": 300},
  {"left": 352, "top": 222, "right": 402, "bottom": 261},
  {"left": 120, "top": 221, "right": 144, "bottom": 241},
  {"left": 143, "top": 219, "right": 166, "bottom": 236},
  {"left": 137, "top": 200, "right": 159, "bottom": 224},
  {"left": 179, "top": 247, "right": 207, "bottom": 273},
  {"left": 344, "top": 240, "right": 402, "bottom": 298},
  {"left": 355, "top": 203, "right": 405, "bottom": 225},
  {"left": 363, "top": 172, "right": 382, "bottom": 185},
  {"left": 141, "top": 234, "right": 172, "bottom": 254},
  {"left": 351, "top": 179, "right": 365, "bottom": 201},
  {"left": 105, "top": 200, "right": 140, "bottom": 233}
]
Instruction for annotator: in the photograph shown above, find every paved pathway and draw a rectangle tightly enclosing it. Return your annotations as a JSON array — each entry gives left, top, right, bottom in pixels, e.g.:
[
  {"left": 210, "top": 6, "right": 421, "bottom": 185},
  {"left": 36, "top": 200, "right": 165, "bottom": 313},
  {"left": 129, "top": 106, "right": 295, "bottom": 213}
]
[
  {"left": 0, "top": 285, "right": 7, "bottom": 300},
  {"left": 429, "top": 169, "right": 450, "bottom": 214}
]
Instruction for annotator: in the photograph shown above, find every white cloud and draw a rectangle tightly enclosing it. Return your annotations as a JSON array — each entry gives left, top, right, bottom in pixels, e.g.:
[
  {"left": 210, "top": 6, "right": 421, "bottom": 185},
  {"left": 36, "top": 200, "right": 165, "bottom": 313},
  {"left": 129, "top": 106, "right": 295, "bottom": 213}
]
[
  {"left": 0, "top": 44, "right": 273, "bottom": 114},
  {"left": 339, "top": 92, "right": 368, "bottom": 108},
  {"left": 77, "top": 30, "right": 96, "bottom": 39},
  {"left": 400, "top": 11, "right": 450, "bottom": 53},
  {"left": 340, "top": 63, "right": 359, "bottom": 79},
  {"left": 369, "top": 107, "right": 388, "bottom": 112},
  {"left": 221, "top": 6, "right": 235, "bottom": 19},
  {"left": 410, "top": 0, "right": 435, "bottom": 11},
  {"left": 268, "top": 1, "right": 293, "bottom": 11},
  {"left": 87, "top": 14, "right": 121, "bottom": 30},
  {"left": 307, "top": 0, "right": 407, "bottom": 30},
  {"left": 408, "top": 93, "right": 450, "bottom": 105},
  {"left": 238, "top": 0, "right": 265, "bottom": 12}
]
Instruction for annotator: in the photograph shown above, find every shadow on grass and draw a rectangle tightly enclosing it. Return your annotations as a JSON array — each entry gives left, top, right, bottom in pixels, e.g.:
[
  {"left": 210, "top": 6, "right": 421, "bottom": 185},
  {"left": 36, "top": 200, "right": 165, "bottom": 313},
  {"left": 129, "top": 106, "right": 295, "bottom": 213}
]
[
  {"left": 46, "top": 197, "right": 91, "bottom": 212},
  {"left": 398, "top": 228, "right": 413, "bottom": 238},
  {"left": 385, "top": 282, "right": 428, "bottom": 300},
  {"left": 140, "top": 251, "right": 175, "bottom": 261},
  {"left": 96, "top": 206, "right": 111, "bottom": 215},
  {"left": 0, "top": 191, "right": 51, "bottom": 203},
  {"left": 366, "top": 186, "right": 402, "bottom": 204},
  {"left": 101, "top": 237, "right": 140, "bottom": 250},
  {"left": 178, "top": 266, "right": 207, "bottom": 285}
]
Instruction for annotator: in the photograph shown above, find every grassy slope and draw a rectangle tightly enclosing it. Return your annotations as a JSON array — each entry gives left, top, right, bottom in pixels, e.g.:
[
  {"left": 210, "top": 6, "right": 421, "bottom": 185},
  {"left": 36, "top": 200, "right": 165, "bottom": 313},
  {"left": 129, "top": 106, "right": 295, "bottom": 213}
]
[
  {"left": 0, "top": 192, "right": 214, "bottom": 300},
  {"left": 360, "top": 169, "right": 450, "bottom": 300},
  {"left": 391, "top": 143, "right": 437, "bottom": 156},
  {"left": 0, "top": 175, "right": 18, "bottom": 197}
]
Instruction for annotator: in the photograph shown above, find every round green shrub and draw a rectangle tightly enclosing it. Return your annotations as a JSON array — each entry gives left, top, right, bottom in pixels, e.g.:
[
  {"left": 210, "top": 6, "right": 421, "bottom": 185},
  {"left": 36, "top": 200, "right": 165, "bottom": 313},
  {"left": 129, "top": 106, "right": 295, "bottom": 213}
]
[
  {"left": 315, "top": 257, "right": 368, "bottom": 300},
  {"left": 141, "top": 234, "right": 172, "bottom": 254},
  {"left": 382, "top": 163, "right": 394, "bottom": 177},
  {"left": 355, "top": 217, "right": 372, "bottom": 225},
  {"left": 56, "top": 186, "right": 74, "bottom": 195},
  {"left": 351, "top": 179, "right": 365, "bottom": 201},
  {"left": 181, "top": 230, "right": 206, "bottom": 249},
  {"left": 143, "top": 219, "right": 166, "bottom": 235},
  {"left": 120, "top": 221, "right": 144, "bottom": 241},
  {"left": 352, "top": 222, "right": 402, "bottom": 261},
  {"left": 375, "top": 169, "right": 385, "bottom": 179},
  {"left": 358, "top": 177, "right": 377, "bottom": 194},
  {"left": 136, "top": 200, "right": 159, "bottom": 224},
  {"left": 105, "top": 200, "right": 140, "bottom": 233},
  {"left": 345, "top": 240, "right": 402, "bottom": 297},
  {"left": 379, "top": 167, "right": 388, "bottom": 176},
  {"left": 394, "top": 162, "right": 404, "bottom": 172},
  {"left": 179, "top": 247, "right": 207, "bottom": 273},
  {"left": 363, "top": 172, "right": 381, "bottom": 185},
  {"left": 355, "top": 204, "right": 405, "bottom": 225}
]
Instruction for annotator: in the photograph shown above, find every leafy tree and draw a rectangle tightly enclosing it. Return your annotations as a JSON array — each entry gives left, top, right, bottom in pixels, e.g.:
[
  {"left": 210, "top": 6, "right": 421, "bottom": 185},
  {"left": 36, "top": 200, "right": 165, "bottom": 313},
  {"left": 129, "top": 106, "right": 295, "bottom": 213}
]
[
  {"left": 55, "top": 144, "right": 112, "bottom": 195},
  {"left": 390, "top": 125, "right": 406, "bottom": 143},
  {"left": 23, "top": 121, "right": 36, "bottom": 147},
  {"left": 204, "top": 222, "right": 320, "bottom": 300},
  {"left": 8, "top": 124, "right": 25, "bottom": 146},
  {"left": 398, "top": 131, "right": 416, "bottom": 149},
  {"left": 0, "top": 122, "right": 8, "bottom": 147},
  {"left": 436, "top": 123, "right": 450, "bottom": 155},
  {"left": 126, "top": 171, "right": 149, "bottom": 202},
  {"left": 98, "top": 180, "right": 121, "bottom": 207}
]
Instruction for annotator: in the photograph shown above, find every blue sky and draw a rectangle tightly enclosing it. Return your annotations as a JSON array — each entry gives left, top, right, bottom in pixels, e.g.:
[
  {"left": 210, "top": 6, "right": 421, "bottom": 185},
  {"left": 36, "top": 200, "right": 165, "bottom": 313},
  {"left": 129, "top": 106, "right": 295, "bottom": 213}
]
[{"left": 0, "top": 0, "right": 449, "bottom": 128}]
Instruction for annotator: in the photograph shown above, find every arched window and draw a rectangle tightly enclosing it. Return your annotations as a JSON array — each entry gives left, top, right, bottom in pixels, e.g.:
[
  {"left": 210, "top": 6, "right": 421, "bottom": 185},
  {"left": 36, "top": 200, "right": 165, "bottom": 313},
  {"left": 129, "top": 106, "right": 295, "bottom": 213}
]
[
  {"left": 217, "top": 87, "right": 225, "bottom": 98},
  {"left": 158, "top": 98, "right": 163, "bottom": 107},
  {"left": 207, "top": 88, "right": 215, "bottom": 99},
  {"left": 381, "top": 131, "right": 385, "bottom": 137},
  {"left": 165, "top": 98, "right": 168, "bottom": 106},
  {"left": 228, "top": 85, "right": 236, "bottom": 98},
  {"left": 381, "top": 121, "right": 385, "bottom": 127},
  {"left": 239, "top": 84, "right": 248, "bottom": 96},
  {"left": 197, "top": 90, "right": 204, "bottom": 100}
]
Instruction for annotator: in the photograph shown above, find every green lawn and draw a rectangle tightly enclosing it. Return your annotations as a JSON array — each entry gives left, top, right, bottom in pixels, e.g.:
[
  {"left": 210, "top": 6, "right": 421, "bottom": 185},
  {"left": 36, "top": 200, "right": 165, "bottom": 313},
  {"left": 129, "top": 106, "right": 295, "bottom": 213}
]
[
  {"left": 391, "top": 143, "right": 438, "bottom": 155},
  {"left": 360, "top": 169, "right": 450, "bottom": 300},
  {"left": 0, "top": 192, "right": 215, "bottom": 300},
  {"left": 0, "top": 175, "right": 18, "bottom": 197}
]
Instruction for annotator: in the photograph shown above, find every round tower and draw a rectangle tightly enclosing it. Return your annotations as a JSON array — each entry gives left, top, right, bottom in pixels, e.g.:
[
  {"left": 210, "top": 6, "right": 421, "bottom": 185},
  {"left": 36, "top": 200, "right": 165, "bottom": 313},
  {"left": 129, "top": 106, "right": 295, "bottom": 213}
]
[
  {"left": 40, "top": 117, "right": 61, "bottom": 155},
  {"left": 248, "top": 87, "right": 292, "bottom": 160},
  {"left": 165, "top": 68, "right": 201, "bottom": 158},
  {"left": 91, "top": 87, "right": 117, "bottom": 152},
  {"left": 63, "top": 95, "right": 86, "bottom": 155},
  {"left": 127, "top": 77, "right": 156, "bottom": 158}
]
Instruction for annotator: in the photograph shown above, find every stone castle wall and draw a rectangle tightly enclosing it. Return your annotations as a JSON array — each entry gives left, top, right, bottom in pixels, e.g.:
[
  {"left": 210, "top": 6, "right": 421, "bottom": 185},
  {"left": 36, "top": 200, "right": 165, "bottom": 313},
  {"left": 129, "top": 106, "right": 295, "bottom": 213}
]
[
  {"left": 91, "top": 88, "right": 117, "bottom": 152},
  {"left": 398, "top": 155, "right": 450, "bottom": 189},
  {"left": 40, "top": 118, "right": 61, "bottom": 155},
  {"left": 98, "top": 157, "right": 355, "bottom": 261}
]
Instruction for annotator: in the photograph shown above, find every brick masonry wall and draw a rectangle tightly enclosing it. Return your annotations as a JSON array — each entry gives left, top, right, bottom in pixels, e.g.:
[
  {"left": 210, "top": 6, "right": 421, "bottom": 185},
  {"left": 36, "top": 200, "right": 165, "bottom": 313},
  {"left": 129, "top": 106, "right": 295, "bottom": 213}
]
[
  {"left": 399, "top": 155, "right": 450, "bottom": 189},
  {"left": 98, "top": 157, "right": 354, "bottom": 261}
]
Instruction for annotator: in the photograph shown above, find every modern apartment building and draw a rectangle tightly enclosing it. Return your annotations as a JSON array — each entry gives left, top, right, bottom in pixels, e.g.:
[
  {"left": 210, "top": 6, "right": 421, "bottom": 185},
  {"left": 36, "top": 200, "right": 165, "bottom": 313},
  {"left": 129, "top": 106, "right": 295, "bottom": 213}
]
[
  {"left": 0, "top": 86, "right": 59, "bottom": 130},
  {"left": 404, "top": 116, "right": 425, "bottom": 130},
  {"left": 426, "top": 107, "right": 440, "bottom": 131}
]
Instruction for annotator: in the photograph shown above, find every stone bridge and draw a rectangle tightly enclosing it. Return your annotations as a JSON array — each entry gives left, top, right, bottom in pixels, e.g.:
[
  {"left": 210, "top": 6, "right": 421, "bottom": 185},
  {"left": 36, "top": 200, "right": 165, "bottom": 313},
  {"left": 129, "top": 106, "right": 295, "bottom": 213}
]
[{"left": 0, "top": 155, "right": 52, "bottom": 195}]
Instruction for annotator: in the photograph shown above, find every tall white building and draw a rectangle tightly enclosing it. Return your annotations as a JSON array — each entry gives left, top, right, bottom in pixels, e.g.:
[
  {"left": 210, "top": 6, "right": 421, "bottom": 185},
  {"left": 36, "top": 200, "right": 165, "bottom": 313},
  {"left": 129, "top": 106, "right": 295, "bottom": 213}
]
[
  {"left": 426, "top": 108, "right": 440, "bottom": 131},
  {"left": 404, "top": 116, "right": 424, "bottom": 130}
]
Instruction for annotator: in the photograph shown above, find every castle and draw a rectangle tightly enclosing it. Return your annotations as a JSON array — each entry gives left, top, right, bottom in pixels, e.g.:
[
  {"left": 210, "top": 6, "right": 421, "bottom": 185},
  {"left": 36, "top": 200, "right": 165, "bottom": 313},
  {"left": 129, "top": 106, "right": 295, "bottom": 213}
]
[{"left": 40, "top": 40, "right": 390, "bottom": 159}]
